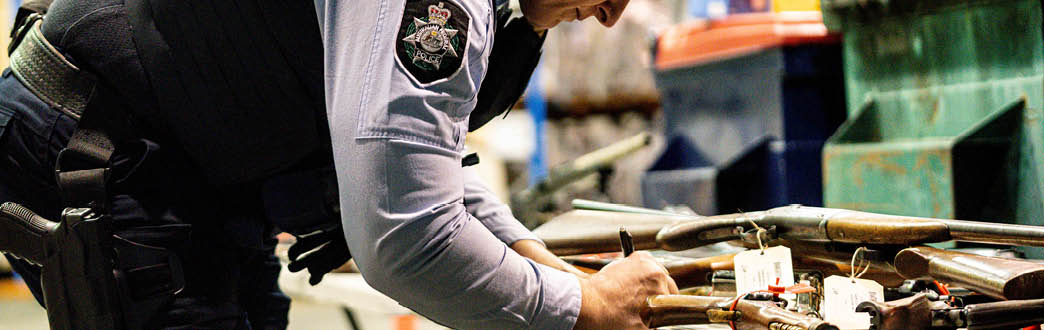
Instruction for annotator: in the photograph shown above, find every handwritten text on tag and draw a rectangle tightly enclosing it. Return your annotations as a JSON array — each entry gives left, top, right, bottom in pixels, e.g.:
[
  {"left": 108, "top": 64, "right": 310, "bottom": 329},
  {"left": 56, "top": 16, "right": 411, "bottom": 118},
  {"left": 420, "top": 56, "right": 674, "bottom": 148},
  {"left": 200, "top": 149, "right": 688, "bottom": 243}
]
[{"left": 733, "top": 246, "right": 794, "bottom": 294}]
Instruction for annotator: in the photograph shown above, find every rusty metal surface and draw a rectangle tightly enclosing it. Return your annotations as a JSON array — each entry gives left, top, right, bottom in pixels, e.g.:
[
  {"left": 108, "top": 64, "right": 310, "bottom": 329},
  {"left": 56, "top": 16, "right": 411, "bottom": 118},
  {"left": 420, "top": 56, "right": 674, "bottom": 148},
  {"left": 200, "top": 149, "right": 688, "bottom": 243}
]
[
  {"left": 894, "top": 246, "right": 1044, "bottom": 300},
  {"left": 821, "top": 0, "right": 1044, "bottom": 259}
]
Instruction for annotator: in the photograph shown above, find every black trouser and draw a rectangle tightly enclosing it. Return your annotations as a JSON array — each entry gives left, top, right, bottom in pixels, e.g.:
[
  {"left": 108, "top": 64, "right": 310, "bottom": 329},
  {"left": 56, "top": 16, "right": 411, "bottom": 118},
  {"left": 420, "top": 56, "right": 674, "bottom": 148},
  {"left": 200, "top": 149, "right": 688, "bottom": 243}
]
[{"left": 0, "top": 68, "right": 291, "bottom": 329}]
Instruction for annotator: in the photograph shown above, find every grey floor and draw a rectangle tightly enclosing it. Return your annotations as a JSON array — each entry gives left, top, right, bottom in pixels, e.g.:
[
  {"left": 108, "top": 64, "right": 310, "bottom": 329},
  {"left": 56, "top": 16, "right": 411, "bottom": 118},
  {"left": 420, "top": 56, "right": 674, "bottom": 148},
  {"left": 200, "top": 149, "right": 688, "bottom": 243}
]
[{"left": 0, "top": 292, "right": 350, "bottom": 330}]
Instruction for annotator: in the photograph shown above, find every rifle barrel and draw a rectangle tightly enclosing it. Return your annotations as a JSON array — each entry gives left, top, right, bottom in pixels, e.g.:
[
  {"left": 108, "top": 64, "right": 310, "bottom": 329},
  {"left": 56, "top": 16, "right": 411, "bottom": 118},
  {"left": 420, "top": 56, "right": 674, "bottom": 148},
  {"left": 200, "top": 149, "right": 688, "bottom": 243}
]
[
  {"left": 942, "top": 219, "right": 1044, "bottom": 247},
  {"left": 965, "top": 298, "right": 1044, "bottom": 330},
  {"left": 571, "top": 199, "right": 690, "bottom": 216},
  {"left": 512, "top": 133, "right": 652, "bottom": 227}
]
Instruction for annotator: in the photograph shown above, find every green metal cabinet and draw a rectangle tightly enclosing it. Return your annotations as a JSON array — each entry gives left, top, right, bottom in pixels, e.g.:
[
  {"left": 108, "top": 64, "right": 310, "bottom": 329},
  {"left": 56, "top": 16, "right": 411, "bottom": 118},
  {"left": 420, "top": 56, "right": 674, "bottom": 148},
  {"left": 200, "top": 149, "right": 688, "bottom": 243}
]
[{"left": 820, "top": 0, "right": 1044, "bottom": 255}]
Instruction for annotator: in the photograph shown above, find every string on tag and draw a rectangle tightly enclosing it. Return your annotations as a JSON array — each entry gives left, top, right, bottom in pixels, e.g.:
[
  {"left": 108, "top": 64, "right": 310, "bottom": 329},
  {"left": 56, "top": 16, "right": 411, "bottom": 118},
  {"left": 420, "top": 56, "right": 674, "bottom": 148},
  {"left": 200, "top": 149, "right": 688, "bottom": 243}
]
[
  {"left": 849, "top": 247, "right": 871, "bottom": 282},
  {"left": 746, "top": 217, "right": 767, "bottom": 255}
]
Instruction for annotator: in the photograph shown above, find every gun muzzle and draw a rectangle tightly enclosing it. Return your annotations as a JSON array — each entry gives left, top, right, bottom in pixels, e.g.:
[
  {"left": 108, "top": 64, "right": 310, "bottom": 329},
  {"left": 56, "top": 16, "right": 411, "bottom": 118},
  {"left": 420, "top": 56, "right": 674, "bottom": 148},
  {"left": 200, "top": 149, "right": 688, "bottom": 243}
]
[{"left": 0, "top": 202, "right": 59, "bottom": 265}]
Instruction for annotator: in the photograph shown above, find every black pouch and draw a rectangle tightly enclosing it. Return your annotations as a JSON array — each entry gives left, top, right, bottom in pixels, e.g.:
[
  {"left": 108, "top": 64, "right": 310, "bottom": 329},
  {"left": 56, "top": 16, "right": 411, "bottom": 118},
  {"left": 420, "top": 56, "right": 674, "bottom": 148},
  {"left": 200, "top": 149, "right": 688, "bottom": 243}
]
[{"left": 110, "top": 223, "right": 191, "bottom": 329}]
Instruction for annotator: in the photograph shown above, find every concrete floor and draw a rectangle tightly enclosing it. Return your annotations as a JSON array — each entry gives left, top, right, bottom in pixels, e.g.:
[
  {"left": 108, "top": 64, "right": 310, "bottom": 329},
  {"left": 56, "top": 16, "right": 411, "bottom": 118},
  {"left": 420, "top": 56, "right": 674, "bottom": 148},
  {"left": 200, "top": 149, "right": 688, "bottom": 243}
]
[{"left": 0, "top": 278, "right": 355, "bottom": 330}]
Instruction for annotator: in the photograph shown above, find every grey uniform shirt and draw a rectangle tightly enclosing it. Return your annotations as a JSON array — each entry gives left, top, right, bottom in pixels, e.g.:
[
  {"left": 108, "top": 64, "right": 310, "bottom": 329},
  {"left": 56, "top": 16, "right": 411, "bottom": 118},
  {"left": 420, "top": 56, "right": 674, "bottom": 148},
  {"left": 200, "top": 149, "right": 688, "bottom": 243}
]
[{"left": 313, "top": 0, "right": 582, "bottom": 328}]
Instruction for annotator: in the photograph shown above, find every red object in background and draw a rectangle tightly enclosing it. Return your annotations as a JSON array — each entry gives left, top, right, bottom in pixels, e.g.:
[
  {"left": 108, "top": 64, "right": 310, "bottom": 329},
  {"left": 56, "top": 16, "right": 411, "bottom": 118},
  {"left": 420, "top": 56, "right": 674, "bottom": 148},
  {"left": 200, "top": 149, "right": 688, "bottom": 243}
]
[
  {"left": 655, "top": 11, "right": 839, "bottom": 70},
  {"left": 1022, "top": 326, "right": 1040, "bottom": 330}
]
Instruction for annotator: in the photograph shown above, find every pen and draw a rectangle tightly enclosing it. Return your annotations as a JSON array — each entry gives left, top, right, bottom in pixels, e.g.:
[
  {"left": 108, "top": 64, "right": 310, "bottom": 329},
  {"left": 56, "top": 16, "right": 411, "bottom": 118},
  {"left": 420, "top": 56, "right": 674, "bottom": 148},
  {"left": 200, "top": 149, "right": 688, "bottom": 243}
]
[{"left": 619, "top": 227, "right": 634, "bottom": 257}]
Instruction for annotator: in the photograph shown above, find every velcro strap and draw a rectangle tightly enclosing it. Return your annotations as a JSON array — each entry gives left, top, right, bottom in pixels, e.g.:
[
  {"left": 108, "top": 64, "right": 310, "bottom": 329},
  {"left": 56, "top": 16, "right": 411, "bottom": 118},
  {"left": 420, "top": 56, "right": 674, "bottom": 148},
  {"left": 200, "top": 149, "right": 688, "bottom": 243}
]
[
  {"left": 56, "top": 168, "right": 110, "bottom": 210},
  {"left": 9, "top": 20, "right": 96, "bottom": 120}
]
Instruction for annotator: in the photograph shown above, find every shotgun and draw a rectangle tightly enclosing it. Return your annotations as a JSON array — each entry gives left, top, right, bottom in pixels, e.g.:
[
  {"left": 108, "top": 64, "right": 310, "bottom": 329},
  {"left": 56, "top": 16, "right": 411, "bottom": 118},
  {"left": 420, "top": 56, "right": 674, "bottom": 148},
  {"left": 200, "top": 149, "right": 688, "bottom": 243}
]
[
  {"left": 656, "top": 205, "right": 1044, "bottom": 251},
  {"left": 857, "top": 292, "right": 1044, "bottom": 330},
  {"left": 533, "top": 209, "right": 685, "bottom": 255},
  {"left": 641, "top": 293, "right": 839, "bottom": 330},
  {"left": 562, "top": 251, "right": 906, "bottom": 288},
  {"left": 789, "top": 243, "right": 1044, "bottom": 300}
]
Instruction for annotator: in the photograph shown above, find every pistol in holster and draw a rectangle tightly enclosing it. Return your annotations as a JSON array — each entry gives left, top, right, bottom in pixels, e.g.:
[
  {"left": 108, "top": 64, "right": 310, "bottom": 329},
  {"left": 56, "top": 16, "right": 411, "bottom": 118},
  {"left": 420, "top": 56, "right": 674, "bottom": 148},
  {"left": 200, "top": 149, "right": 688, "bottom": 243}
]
[
  {"left": 0, "top": 203, "right": 187, "bottom": 330},
  {"left": 2, "top": 4, "right": 188, "bottom": 329}
]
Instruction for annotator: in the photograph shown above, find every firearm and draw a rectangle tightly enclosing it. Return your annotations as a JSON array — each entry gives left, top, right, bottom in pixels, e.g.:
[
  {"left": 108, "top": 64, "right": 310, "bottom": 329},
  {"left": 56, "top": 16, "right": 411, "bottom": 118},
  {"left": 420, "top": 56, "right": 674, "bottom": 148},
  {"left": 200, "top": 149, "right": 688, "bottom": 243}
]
[
  {"left": 893, "top": 246, "right": 1044, "bottom": 300},
  {"left": 571, "top": 198, "right": 692, "bottom": 216},
  {"left": 857, "top": 293, "right": 1044, "bottom": 330},
  {"left": 537, "top": 207, "right": 1044, "bottom": 298},
  {"left": 641, "top": 293, "right": 839, "bottom": 329},
  {"left": 511, "top": 132, "right": 652, "bottom": 228},
  {"left": 786, "top": 242, "right": 1044, "bottom": 301},
  {"left": 533, "top": 209, "right": 685, "bottom": 255},
  {"left": 0, "top": 203, "right": 128, "bottom": 330},
  {"left": 656, "top": 205, "right": 1044, "bottom": 251},
  {"left": 562, "top": 251, "right": 905, "bottom": 289}
]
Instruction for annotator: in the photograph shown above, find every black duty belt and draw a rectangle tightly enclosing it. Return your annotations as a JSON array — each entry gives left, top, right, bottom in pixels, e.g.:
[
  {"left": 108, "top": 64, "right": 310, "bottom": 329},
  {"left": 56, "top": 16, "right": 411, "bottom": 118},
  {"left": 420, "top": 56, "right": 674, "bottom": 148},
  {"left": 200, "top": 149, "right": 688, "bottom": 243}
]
[{"left": 9, "top": 19, "right": 96, "bottom": 120}]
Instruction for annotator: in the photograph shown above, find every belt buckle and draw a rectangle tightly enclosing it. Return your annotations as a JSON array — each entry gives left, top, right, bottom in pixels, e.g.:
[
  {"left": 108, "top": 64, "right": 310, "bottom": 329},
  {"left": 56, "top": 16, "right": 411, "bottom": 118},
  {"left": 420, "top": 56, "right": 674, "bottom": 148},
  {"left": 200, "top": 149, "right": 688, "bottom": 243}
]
[{"left": 8, "top": 13, "right": 42, "bottom": 55}]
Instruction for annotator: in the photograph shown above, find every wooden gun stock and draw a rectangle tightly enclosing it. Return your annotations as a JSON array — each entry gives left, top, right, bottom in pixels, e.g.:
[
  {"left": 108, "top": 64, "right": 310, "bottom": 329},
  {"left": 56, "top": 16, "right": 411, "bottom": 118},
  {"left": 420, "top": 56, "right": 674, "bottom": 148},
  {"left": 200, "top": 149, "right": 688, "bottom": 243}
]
[
  {"left": 893, "top": 246, "right": 1044, "bottom": 300},
  {"left": 641, "top": 294, "right": 839, "bottom": 330},
  {"left": 641, "top": 295, "right": 723, "bottom": 328},
  {"left": 856, "top": 293, "right": 946, "bottom": 330},
  {"left": 858, "top": 293, "right": 1044, "bottom": 330}
]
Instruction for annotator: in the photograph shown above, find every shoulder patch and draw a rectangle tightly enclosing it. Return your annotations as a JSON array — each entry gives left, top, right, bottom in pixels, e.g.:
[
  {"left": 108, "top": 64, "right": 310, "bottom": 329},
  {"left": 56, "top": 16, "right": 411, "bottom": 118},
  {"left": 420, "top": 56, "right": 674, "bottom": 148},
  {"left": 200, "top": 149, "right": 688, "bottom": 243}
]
[{"left": 396, "top": 0, "right": 470, "bottom": 84}]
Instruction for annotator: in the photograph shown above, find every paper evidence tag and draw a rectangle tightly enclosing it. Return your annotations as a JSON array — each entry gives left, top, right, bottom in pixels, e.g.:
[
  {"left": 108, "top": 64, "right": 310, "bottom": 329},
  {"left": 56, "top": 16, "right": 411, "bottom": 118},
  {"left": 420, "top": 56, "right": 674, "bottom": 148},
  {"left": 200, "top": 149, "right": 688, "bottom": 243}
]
[
  {"left": 733, "top": 246, "right": 795, "bottom": 295},
  {"left": 822, "top": 275, "right": 884, "bottom": 330}
]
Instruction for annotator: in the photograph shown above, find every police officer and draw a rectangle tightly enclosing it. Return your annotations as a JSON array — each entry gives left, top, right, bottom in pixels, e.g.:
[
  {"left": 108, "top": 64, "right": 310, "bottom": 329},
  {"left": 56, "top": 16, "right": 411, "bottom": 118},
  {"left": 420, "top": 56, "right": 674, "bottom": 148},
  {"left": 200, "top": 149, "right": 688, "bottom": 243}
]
[
  {"left": 0, "top": 0, "right": 347, "bottom": 328},
  {"left": 315, "top": 0, "right": 679, "bottom": 328}
]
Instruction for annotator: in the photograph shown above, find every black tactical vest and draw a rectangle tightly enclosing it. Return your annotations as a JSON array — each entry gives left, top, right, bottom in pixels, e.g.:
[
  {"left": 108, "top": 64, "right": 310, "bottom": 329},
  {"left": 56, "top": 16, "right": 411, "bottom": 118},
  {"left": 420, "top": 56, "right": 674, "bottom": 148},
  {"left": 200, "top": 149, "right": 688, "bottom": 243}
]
[{"left": 42, "top": 0, "right": 329, "bottom": 185}]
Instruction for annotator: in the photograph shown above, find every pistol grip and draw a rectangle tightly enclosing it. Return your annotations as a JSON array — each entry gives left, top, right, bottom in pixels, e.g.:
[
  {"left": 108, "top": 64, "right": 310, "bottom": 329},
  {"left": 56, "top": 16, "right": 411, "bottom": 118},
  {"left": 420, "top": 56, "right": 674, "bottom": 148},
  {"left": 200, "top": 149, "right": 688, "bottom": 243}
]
[{"left": 0, "top": 202, "right": 59, "bottom": 265}]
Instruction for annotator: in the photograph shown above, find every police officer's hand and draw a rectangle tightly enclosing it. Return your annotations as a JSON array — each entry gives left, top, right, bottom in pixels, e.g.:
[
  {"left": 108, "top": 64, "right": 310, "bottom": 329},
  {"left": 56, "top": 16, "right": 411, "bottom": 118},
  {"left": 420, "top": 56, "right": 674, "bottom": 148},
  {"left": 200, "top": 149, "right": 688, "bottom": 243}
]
[
  {"left": 572, "top": 251, "right": 678, "bottom": 330},
  {"left": 519, "top": 0, "right": 630, "bottom": 31},
  {"left": 287, "top": 223, "right": 352, "bottom": 285}
]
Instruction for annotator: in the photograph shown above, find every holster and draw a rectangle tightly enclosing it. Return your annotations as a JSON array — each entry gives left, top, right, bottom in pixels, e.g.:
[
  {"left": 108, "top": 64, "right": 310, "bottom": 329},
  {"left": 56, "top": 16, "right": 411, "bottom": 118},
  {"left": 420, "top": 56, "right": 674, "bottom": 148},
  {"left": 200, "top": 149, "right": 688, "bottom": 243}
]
[
  {"left": 0, "top": 204, "right": 188, "bottom": 330},
  {"left": 1, "top": 7, "right": 189, "bottom": 330}
]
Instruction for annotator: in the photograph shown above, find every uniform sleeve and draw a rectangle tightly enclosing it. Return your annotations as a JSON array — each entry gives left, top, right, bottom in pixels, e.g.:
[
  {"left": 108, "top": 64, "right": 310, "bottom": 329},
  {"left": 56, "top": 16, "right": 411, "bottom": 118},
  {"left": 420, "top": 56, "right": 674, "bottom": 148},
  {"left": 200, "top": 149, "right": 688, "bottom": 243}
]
[
  {"left": 314, "top": 0, "right": 583, "bottom": 327},
  {"left": 334, "top": 139, "right": 582, "bottom": 330},
  {"left": 462, "top": 167, "right": 542, "bottom": 246}
]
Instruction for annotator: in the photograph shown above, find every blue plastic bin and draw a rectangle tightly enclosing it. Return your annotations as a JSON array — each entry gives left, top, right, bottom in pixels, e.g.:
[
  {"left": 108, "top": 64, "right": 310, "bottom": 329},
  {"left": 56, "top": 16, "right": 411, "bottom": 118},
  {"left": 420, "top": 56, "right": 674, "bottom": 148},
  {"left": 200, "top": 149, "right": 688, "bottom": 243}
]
[{"left": 644, "top": 14, "right": 845, "bottom": 214}]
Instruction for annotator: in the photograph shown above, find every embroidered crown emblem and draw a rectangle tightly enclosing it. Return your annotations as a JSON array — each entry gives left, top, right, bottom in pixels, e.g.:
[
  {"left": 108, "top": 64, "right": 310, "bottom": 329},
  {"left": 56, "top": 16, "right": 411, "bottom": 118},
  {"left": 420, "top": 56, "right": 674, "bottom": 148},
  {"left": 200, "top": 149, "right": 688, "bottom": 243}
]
[
  {"left": 428, "top": 3, "right": 452, "bottom": 25},
  {"left": 402, "top": 2, "right": 460, "bottom": 70}
]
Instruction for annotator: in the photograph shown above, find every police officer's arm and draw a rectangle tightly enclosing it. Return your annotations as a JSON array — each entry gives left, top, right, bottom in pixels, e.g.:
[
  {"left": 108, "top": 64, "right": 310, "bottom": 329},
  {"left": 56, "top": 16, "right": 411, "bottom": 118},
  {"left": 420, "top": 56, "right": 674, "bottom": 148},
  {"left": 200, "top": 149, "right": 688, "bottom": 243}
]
[
  {"left": 317, "top": 0, "right": 671, "bottom": 327},
  {"left": 462, "top": 168, "right": 588, "bottom": 277}
]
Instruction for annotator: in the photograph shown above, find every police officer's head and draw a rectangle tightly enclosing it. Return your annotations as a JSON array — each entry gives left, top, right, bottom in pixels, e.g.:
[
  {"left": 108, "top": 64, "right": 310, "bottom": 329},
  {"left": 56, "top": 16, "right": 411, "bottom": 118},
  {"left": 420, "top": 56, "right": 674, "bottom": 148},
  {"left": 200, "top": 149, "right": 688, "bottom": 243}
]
[{"left": 520, "top": 0, "right": 631, "bottom": 30}]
